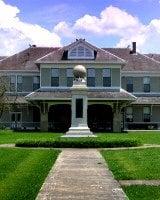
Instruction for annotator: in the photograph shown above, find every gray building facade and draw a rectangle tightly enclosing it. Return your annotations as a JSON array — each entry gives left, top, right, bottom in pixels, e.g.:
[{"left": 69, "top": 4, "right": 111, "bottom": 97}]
[{"left": 0, "top": 39, "right": 160, "bottom": 132}]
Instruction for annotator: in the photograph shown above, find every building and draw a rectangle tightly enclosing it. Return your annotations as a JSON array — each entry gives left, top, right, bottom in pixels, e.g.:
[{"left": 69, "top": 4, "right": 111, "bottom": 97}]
[{"left": 0, "top": 39, "right": 160, "bottom": 132}]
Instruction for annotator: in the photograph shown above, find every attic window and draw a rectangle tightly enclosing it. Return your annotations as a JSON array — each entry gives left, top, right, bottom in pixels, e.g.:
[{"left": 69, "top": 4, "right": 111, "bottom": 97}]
[{"left": 68, "top": 45, "right": 94, "bottom": 59}]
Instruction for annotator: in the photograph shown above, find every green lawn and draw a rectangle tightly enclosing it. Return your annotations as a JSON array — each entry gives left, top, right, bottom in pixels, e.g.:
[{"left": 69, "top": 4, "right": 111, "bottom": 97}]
[
  {"left": 101, "top": 148, "right": 160, "bottom": 180},
  {"left": 98, "top": 131, "right": 160, "bottom": 145},
  {"left": 101, "top": 148, "right": 160, "bottom": 199},
  {"left": 1, "top": 130, "right": 160, "bottom": 145},
  {"left": 0, "top": 148, "right": 60, "bottom": 200},
  {"left": 0, "top": 130, "right": 62, "bottom": 144},
  {"left": 123, "top": 186, "right": 160, "bottom": 200}
]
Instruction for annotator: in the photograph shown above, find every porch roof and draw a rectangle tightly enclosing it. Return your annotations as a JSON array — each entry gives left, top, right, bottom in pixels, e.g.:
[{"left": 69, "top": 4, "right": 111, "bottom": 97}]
[
  {"left": 25, "top": 88, "right": 136, "bottom": 101},
  {"left": 7, "top": 95, "right": 28, "bottom": 104},
  {"left": 132, "top": 97, "right": 160, "bottom": 105}
]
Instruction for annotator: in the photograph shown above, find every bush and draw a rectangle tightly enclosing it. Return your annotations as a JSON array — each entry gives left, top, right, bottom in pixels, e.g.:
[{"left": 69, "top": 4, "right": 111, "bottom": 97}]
[{"left": 15, "top": 137, "right": 141, "bottom": 148}]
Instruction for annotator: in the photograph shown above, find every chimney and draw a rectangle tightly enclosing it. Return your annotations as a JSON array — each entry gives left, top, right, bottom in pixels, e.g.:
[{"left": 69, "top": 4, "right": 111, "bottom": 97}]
[{"left": 131, "top": 42, "right": 136, "bottom": 54}]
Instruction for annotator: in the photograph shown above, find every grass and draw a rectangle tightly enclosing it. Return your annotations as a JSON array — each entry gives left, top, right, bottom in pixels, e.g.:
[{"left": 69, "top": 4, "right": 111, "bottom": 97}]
[
  {"left": 0, "top": 130, "right": 62, "bottom": 144},
  {"left": 1, "top": 130, "right": 160, "bottom": 145},
  {"left": 101, "top": 148, "right": 160, "bottom": 199},
  {"left": 98, "top": 131, "right": 160, "bottom": 145},
  {"left": 0, "top": 148, "right": 60, "bottom": 200},
  {"left": 123, "top": 186, "right": 160, "bottom": 200},
  {"left": 101, "top": 148, "right": 160, "bottom": 180}
]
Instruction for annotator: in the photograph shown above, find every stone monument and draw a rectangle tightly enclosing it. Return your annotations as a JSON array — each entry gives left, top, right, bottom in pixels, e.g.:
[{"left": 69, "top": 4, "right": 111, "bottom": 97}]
[{"left": 64, "top": 65, "right": 94, "bottom": 137}]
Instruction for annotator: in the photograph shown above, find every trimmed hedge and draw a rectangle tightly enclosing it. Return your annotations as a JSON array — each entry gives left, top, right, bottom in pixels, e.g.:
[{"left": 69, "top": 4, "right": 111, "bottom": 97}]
[{"left": 15, "top": 137, "right": 141, "bottom": 148}]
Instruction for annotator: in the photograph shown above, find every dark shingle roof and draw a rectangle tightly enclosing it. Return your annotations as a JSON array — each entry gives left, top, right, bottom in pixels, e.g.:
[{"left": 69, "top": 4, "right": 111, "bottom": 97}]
[
  {"left": 25, "top": 88, "right": 136, "bottom": 101},
  {"left": 145, "top": 54, "right": 160, "bottom": 62},
  {"left": 0, "top": 56, "right": 6, "bottom": 61},
  {"left": 132, "top": 97, "right": 160, "bottom": 105},
  {"left": 37, "top": 39, "right": 125, "bottom": 64},
  {"left": 0, "top": 47, "right": 59, "bottom": 71},
  {"left": 104, "top": 48, "right": 160, "bottom": 71}
]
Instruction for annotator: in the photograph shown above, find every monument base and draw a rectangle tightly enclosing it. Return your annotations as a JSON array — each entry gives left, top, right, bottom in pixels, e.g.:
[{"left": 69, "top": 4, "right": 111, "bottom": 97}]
[{"left": 63, "top": 126, "right": 96, "bottom": 138}]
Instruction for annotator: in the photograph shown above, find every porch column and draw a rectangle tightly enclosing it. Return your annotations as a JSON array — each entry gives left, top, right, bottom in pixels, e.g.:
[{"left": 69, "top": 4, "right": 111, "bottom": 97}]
[
  {"left": 113, "top": 102, "right": 122, "bottom": 133},
  {"left": 40, "top": 102, "right": 48, "bottom": 132}
]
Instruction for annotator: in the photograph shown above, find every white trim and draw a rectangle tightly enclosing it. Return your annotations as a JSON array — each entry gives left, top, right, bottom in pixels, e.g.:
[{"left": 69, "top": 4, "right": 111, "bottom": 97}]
[
  {"left": 122, "top": 71, "right": 160, "bottom": 77},
  {"left": 36, "top": 61, "right": 124, "bottom": 65},
  {"left": 133, "top": 92, "right": 160, "bottom": 95},
  {"left": 39, "top": 65, "right": 121, "bottom": 69},
  {"left": 39, "top": 86, "right": 120, "bottom": 90},
  {"left": 0, "top": 71, "right": 39, "bottom": 75}
]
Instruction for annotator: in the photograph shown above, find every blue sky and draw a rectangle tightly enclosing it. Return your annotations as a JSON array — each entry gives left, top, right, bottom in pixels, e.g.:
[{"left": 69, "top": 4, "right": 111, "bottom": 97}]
[{"left": 1, "top": 0, "right": 160, "bottom": 55}]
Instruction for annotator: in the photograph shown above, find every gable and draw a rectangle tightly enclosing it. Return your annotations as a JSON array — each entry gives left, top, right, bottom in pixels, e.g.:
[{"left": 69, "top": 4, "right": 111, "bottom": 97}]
[{"left": 68, "top": 44, "right": 94, "bottom": 59}]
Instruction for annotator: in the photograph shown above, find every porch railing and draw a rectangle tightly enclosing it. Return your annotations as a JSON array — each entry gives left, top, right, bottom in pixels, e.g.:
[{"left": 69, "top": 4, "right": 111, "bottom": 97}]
[
  {"left": 0, "top": 122, "right": 40, "bottom": 130},
  {"left": 124, "top": 122, "right": 160, "bottom": 130}
]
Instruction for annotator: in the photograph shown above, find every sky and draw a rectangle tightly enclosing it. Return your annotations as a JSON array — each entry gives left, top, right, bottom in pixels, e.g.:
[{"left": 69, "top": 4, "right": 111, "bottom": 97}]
[{"left": 1, "top": 0, "right": 160, "bottom": 55}]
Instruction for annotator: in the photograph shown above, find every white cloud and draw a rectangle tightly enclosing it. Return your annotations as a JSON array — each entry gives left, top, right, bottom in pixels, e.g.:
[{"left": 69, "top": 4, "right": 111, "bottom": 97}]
[
  {"left": 54, "top": 21, "right": 75, "bottom": 38},
  {"left": 0, "top": 0, "right": 61, "bottom": 56},
  {"left": 54, "top": 5, "right": 160, "bottom": 53},
  {"left": 74, "top": 6, "right": 143, "bottom": 37}
]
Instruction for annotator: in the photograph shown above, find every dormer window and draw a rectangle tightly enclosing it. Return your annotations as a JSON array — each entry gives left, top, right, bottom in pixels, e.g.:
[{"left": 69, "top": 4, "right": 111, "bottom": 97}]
[{"left": 68, "top": 45, "right": 94, "bottom": 59}]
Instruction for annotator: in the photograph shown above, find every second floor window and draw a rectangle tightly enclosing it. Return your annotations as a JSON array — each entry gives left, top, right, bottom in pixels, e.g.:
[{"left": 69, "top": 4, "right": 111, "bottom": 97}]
[
  {"left": 143, "top": 77, "right": 150, "bottom": 93},
  {"left": 143, "top": 107, "right": 151, "bottom": 122},
  {"left": 125, "top": 107, "right": 133, "bottom": 122},
  {"left": 87, "top": 68, "right": 95, "bottom": 87},
  {"left": 51, "top": 68, "right": 59, "bottom": 87},
  {"left": 33, "top": 76, "right": 40, "bottom": 91},
  {"left": 10, "top": 75, "right": 16, "bottom": 92},
  {"left": 126, "top": 77, "right": 133, "bottom": 92},
  {"left": 17, "top": 75, "right": 22, "bottom": 92},
  {"left": 103, "top": 68, "right": 111, "bottom": 87},
  {"left": 67, "top": 68, "right": 73, "bottom": 87}
]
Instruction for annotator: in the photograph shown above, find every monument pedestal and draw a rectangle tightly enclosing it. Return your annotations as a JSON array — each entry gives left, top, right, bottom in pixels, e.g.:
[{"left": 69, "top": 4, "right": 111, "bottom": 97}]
[{"left": 64, "top": 65, "right": 94, "bottom": 137}]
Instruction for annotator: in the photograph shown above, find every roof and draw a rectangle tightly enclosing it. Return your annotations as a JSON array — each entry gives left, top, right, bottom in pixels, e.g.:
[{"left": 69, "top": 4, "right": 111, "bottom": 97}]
[
  {"left": 132, "top": 97, "right": 160, "bottom": 105},
  {"left": 7, "top": 95, "right": 28, "bottom": 104},
  {"left": 36, "top": 39, "right": 125, "bottom": 64},
  {"left": 145, "top": 54, "right": 160, "bottom": 62},
  {"left": 0, "top": 56, "right": 6, "bottom": 61},
  {"left": 105, "top": 48, "right": 160, "bottom": 71},
  {"left": 25, "top": 88, "right": 136, "bottom": 101},
  {"left": 0, "top": 47, "right": 59, "bottom": 71}
]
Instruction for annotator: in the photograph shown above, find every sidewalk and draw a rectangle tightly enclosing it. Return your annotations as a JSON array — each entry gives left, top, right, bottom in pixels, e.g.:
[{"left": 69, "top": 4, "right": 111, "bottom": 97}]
[{"left": 36, "top": 149, "right": 127, "bottom": 200}]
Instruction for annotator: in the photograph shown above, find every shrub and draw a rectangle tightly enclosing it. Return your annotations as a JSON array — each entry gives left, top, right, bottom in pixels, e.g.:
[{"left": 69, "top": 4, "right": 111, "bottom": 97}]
[{"left": 15, "top": 137, "right": 141, "bottom": 148}]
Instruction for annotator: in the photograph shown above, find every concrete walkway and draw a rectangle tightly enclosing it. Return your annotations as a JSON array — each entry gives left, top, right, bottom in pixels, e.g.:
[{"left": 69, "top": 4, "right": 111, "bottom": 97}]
[{"left": 36, "top": 149, "right": 128, "bottom": 200}]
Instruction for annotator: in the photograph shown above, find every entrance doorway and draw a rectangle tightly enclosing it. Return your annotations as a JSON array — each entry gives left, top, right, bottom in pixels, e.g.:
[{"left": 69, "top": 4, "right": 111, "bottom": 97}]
[
  {"left": 88, "top": 104, "right": 113, "bottom": 132},
  {"left": 48, "top": 104, "right": 71, "bottom": 132}
]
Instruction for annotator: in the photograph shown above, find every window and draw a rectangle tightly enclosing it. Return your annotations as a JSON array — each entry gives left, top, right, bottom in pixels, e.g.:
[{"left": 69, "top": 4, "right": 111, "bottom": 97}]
[
  {"left": 76, "top": 99, "right": 83, "bottom": 118},
  {"left": 11, "top": 112, "right": 21, "bottom": 122},
  {"left": 126, "top": 77, "right": 133, "bottom": 92},
  {"left": 87, "top": 68, "right": 95, "bottom": 87},
  {"left": 143, "top": 107, "right": 150, "bottom": 122},
  {"left": 125, "top": 107, "right": 133, "bottom": 122},
  {"left": 51, "top": 68, "right": 59, "bottom": 87},
  {"left": 68, "top": 45, "right": 94, "bottom": 59},
  {"left": 143, "top": 77, "right": 150, "bottom": 93},
  {"left": 10, "top": 75, "right": 16, "bottom": 92},
  {"left": 33, "top": 76, "right": 40, "bottom": 91},
  {"left": 17, "top": 75, "right": 22, "bottom": 92},
  {"left": 67, "top": 68, "right": 73, "bottom": 87},
  {"left": 103, "top": 68, "right": 111, "bottom": 87}
]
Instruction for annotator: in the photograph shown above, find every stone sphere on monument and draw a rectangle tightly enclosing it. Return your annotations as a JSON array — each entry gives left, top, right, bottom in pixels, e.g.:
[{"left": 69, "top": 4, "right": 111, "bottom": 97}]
[{"left": 73, "top": 65, "right": 86, "bottom": 79}]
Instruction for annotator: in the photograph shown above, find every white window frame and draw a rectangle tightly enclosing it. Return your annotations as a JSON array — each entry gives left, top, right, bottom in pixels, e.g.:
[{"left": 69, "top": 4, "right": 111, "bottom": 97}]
[{"left": 68, "top": 45, "right": 94, "bottom": 59}]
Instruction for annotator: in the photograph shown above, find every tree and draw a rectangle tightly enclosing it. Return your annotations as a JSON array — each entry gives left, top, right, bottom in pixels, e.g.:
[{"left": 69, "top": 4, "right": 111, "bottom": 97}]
[{"left": 0, "top": 76, "right": 8, "bottom": 119}]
